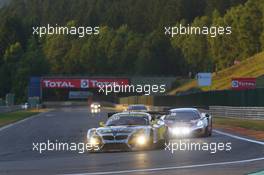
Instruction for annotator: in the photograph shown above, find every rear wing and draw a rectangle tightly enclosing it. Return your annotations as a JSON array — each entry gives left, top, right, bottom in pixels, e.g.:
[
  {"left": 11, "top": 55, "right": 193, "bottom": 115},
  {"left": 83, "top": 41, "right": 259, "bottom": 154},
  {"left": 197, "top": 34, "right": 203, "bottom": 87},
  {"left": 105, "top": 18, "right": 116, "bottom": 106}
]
[
  {"left": 147, "top": 111, "right": 168, "bottom": 120},
  {"left": 107, "top": 112, "right": 118, "bottom": 118},
  {"left": 107, "top": 111, "right": 169, "bottom": 120}
]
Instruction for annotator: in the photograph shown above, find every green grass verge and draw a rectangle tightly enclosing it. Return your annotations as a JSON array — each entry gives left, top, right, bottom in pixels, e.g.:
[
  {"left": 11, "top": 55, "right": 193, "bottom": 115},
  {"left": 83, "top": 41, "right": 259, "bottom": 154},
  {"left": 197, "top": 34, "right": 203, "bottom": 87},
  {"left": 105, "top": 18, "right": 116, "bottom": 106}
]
[
  {"left": 169, "top": 52, "right": 264, "bottom": 94},
  {"left": 248, "top": 171, "right": 264, "bottom": 175},
  {"left": 213, "top": 117, "right": 264, "bottom": 131},
  {"left": 0, "top": 110, "right": 39, "bottom": 127}
]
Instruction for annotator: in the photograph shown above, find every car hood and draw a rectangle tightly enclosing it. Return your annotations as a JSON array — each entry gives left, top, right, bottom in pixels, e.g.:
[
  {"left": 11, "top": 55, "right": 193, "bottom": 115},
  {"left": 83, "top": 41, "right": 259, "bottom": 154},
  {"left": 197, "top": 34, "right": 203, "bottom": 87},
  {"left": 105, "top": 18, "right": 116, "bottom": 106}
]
[
  {"left": 165, "top": 119, "right": 198, "bottom": 127},
  {"left": 96, "top": 125, "right": 148, "bottom": 134}
]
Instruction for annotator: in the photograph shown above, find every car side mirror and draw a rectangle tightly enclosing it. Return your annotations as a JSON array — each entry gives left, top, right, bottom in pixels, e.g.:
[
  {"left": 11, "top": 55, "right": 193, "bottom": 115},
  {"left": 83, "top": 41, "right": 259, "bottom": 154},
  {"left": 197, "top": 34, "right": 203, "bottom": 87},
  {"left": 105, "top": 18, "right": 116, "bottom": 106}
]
[
  {"left": 205, "top": 113, "right": 210, "bottom": 118},
  {"left": 157, "top": 120, "right": 164, "bottom": 125},
  {"left": 99, "top": 122, "right": 105, "bottom": 127},
  {"left": 154, "top": 115, "right": 160, "bottom": 120}
]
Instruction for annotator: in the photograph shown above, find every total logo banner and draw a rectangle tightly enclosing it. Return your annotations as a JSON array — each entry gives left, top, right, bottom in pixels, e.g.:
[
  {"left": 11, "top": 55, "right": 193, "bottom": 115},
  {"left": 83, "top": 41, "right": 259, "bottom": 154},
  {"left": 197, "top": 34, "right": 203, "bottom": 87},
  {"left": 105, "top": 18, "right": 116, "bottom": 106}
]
[
  {"left": 41, "top": 78, "right": 130, "bottom": 89},
  {"left": 231, "top": 78, "right": 256, "bottom": 90}
]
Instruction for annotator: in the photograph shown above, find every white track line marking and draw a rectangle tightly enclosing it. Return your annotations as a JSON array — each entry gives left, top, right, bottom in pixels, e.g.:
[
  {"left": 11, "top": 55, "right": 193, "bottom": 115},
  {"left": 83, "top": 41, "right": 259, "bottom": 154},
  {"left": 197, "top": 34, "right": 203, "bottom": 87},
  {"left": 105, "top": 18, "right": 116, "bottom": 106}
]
[
  {"left": 0, "top": 112, "right": 45, "bottom": 132},
  {"left": 63, "top": 157, "right": 264, "bottom": 175},
  {"left": 214, "top": 130, "right": 264, "bottom": 145},
  {"left": 63, "top": 129, "right": 264, "bottom": 175}
]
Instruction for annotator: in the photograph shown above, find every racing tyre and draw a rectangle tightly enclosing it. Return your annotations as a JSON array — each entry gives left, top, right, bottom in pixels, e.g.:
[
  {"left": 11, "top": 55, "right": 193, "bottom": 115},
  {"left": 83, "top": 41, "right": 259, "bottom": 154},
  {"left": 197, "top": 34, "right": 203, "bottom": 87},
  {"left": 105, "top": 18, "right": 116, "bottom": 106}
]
[
  {"left": 155, "top": 139, "right": 166, "bottom": 149},
  {"left": 208, "top": 123, "right": 212, "bottom": 136},
  {"left": 204, "top": 126, "right": 210, "bottom": 137},
  {"left": 148, "top": 130, "right": 155, "bottom": 150}
]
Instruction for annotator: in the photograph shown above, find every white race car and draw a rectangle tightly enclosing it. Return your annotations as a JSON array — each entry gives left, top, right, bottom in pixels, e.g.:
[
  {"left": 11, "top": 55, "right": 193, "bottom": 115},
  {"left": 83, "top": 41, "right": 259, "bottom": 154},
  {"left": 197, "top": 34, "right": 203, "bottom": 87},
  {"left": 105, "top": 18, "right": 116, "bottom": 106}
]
[
  {"left": 158, "top": 108, "right": 212, "bottom": 139},
  {"left": 87, "top": 111, "right": 166, "bottom": 152}
]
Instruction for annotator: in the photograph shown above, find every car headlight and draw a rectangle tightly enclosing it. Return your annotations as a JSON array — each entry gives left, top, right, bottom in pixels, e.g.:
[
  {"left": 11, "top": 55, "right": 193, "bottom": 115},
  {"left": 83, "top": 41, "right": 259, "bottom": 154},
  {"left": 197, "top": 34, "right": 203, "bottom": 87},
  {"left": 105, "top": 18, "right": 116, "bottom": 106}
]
[
  {"left": 172, "top": 128, "right": 180, "bottom": 135},
  {"left": 136, "top": 135, "right": 146, "bottom": 145},
  {"left": 197, "top": 120, "right": 204, "bottom": 127},
  {"left": 182, "top": 127, "right": 190, "bottom": 134},
  {"left": 91, "top": 108, "right": 100, "bottom": 113},
  {"left": 130, "top": 130, "right": 147, "bottom": 145},
  {"left": 171, "top": 127, "right": 190, "bottom": 135},
  {"left": 89, "top": 137, "right": 100, "bottom": 145},
  {"left": 91, "top": 104, "right": 94, "bottom": 108}
]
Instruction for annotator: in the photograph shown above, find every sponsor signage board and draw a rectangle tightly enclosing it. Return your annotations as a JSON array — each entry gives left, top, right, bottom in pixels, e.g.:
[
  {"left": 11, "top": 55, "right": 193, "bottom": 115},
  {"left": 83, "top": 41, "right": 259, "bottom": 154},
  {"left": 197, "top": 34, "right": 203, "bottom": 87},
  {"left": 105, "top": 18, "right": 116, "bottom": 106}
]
[
  {"left": 69, "top": 91, "right": 93, "bottom": 99},
  {"left": 41, "top": 78, "right": 130, "bottom": 89},
  {"left": 231, "top": 78, "right": 256, "bottom": 90},
  {"left": 197, "top": 73, "right": 212, "bottom": 87}
]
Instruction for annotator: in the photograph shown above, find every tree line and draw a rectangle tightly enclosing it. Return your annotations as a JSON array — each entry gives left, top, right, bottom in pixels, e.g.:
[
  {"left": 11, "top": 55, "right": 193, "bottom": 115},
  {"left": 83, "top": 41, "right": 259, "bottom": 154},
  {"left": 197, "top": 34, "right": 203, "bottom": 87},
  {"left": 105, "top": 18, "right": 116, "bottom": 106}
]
[{"left": 1, "top": 0, "right": 264, "bottom": 101}]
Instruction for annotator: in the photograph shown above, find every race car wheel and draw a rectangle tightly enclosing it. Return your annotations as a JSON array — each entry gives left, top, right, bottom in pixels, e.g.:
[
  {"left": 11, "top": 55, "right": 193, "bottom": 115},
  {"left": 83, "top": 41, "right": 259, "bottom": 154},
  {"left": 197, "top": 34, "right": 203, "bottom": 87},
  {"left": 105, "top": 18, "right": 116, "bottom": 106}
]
[
  {"left": 204, "top": 118, "right": 212, "bottom": 137},
  {"left": 208, "top": 121, "right": 213, "bottom": 136},
  {"left": 208, "top": 130, "right": 212, "bottom": 136},
  {"left": 148, "top": 130, "right": 155, "bottom": 150},
  {"left": 156, "top": 139, "right": 166, "bottom": 149},
  {"left": 204, "top": 126, "right": 210, "bottom": 137},
  {"left": 204, "top": 125, "right": 212, "bottom": 137},
  {"left": 163, "top": 131, "right": 169, "bottom": 143}
]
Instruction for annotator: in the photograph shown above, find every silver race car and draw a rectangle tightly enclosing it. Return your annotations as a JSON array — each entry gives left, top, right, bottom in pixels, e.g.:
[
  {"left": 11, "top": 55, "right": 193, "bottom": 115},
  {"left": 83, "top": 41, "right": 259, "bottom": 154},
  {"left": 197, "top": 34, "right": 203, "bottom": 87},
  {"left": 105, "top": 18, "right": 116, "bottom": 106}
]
[
  {"left": 87, "top": 112, "right": 165, "bottom": 152},
  {"left": 159, "top": 108, "right": 212, "bottom": 140},
  {"left": 126, "top": 104, "right": 148, "bottom": 112}
]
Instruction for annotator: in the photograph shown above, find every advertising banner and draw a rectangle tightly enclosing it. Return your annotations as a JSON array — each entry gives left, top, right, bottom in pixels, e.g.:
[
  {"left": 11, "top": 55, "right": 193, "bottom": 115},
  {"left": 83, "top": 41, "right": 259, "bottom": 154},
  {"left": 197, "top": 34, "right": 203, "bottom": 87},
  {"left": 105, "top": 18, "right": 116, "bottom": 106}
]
[
  {"left": 41, "top": 78, "right": 130, "bottom": 89},
  {"left": 231, "top": 78, "right": 256, "bottom": 90}
]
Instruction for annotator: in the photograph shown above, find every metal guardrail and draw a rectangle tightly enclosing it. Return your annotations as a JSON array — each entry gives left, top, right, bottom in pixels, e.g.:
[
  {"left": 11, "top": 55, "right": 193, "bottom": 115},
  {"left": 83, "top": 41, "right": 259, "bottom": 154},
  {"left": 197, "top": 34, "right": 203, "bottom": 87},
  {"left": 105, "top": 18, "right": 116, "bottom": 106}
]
[
  {"left": 141, "top": 105, "right": 264, "bottom": 120},
  {"left": 0, "top": 105, "right": 22, "bottom": 113},
  {"left": 209, "top": 106, "right": 264, "bottom": 119}
]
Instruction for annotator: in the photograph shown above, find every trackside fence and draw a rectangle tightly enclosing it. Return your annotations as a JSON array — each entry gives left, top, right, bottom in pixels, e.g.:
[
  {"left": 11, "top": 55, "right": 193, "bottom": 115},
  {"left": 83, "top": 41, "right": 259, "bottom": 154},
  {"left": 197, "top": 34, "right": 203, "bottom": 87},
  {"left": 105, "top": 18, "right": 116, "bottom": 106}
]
[
  {"left": 209, "top": 106, "right": 264, "bottom": 119},
  {"left": 0, "top": 105, "right": 21, "bottom": 113},
  {"left": 119, "top": 88, "right": 264, "bottom": 119},
  {"left": 119, "top": 88, "right": 264, "bottom": 107}
]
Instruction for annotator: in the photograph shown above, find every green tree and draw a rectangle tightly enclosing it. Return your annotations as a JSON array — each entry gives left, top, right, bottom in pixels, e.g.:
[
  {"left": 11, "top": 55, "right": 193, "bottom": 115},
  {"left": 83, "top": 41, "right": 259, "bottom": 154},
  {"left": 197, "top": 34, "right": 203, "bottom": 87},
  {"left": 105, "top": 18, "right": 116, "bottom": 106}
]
[
  {"left": 12, "top": 38, "right": 48, "bottom": 101},
  {"left": 137, "top": 31, "right": 184, "bottom": 75},
  {"left": 171, "top": 17, "right": 212, "bottom": 73},
  {"left": 209, "top": 0, "right": 263, "bottom": 69},
  {"left": 0, "top": 42, "right": 23, "bottom": 98},
  {"left": 43, "top": 34, "right": 71, "bottom": 74}
]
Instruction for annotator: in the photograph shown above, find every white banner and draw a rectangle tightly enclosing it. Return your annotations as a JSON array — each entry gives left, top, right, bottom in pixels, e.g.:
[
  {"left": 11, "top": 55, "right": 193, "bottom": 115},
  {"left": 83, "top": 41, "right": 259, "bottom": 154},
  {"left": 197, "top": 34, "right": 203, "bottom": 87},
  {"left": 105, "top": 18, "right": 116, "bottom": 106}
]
[{"left": 197, "top": 73, "right": 212, "bottom": 87}]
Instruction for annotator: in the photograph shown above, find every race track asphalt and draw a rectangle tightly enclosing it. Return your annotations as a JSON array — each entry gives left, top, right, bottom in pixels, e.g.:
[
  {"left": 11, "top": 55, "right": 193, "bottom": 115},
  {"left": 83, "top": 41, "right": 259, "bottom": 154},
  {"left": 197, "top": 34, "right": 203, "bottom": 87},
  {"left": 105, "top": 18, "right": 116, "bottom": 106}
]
[{"left": 0, "top": 106, "right": 263, "bottom": 175}]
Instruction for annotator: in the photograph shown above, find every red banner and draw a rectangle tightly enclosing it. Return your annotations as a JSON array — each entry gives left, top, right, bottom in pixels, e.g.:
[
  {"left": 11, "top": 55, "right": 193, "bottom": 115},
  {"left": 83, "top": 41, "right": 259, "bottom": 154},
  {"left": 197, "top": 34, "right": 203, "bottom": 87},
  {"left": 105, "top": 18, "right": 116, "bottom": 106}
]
[
  {"left": 41, "top": 78, "right": 130, "bottom": 89},
  {"left": 231, "top": 78, "right": 256, "bottom": 90}
]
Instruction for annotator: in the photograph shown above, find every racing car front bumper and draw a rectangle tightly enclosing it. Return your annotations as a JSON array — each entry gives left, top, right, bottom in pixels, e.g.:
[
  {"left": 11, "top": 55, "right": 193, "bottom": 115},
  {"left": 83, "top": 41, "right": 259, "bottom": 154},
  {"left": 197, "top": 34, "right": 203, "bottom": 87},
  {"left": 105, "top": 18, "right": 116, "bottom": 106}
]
[
  {"left": 166, "top": 125, "right": 206, "bottom": 138},
  {"left": 88, "top": 133, "right": 152, "bottom": 152}
]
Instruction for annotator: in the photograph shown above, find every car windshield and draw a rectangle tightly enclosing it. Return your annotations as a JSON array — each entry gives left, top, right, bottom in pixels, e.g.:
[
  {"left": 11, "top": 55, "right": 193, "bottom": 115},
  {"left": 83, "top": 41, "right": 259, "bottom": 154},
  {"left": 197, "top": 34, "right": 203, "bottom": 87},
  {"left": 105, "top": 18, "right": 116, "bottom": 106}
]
[
  {"left": 128, "top": 105, "right": 147, "bottom": 110},
  {"left": 106, "top": 115, "right": 149, "bottom": 126},
  {"left": 165, "top": 111, "right": 200, "bottom": 121}
]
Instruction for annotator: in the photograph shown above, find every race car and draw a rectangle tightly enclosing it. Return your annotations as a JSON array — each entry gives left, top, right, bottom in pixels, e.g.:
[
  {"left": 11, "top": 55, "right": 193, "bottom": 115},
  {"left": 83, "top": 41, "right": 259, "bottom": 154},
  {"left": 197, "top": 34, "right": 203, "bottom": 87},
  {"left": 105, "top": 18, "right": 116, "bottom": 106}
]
[
  {"left": 125, "top": 104, "right": 148, "bottom": 112},
  {"left": 159, "top": 108, "right": 212, "bottom": 139},
  {"left": 90, "top": 102, "right": 101, "bottom": 113},
  {"left": 87, "top": 111, "right": 165, "bottom": 152},
  {"left": 90, "top": 102, "right": 101, "bottom": 109}
]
